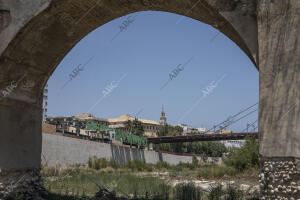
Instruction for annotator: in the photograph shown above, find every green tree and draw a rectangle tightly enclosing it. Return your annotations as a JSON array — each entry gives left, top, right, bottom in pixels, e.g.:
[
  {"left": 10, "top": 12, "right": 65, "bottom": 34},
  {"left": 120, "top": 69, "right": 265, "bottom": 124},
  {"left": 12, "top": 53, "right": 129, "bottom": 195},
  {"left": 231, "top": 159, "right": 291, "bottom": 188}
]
[
  {"left": 158, "top": 124, "right": 169, "bottom": 136},
  {"left": 225, "top": 137, "right": 259, "bottom": 171},
  {"left": 131, "top": 118, "right": 144, "bottom": 136},
  {"left": 158, "top": 124, "right": 183, "bottom": 136},
  {"left": 159, "top": 141, "right": 227, "bottom": 157},
  {"left": 124, "top": 120, "right": 132, "bottom": 133}
]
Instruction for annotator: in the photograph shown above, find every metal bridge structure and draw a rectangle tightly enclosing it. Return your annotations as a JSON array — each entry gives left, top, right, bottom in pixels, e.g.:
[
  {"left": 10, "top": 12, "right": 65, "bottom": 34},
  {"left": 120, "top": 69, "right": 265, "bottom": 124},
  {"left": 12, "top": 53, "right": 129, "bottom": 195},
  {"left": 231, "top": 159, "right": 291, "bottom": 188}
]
[{"left": 147, "top": 132, "right": 258, "bottom": 144}]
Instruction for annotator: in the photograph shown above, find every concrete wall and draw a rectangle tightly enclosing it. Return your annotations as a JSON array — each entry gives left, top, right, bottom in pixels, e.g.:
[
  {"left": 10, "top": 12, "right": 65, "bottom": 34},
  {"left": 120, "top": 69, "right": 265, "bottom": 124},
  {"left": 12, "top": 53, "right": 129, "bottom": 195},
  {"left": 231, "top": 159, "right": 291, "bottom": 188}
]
[
  {"left": 42, "top": 133, "right": 222, "bottom": 167},
  {"left": 0, "top": 103, "right": 42, "bottom": 170}
]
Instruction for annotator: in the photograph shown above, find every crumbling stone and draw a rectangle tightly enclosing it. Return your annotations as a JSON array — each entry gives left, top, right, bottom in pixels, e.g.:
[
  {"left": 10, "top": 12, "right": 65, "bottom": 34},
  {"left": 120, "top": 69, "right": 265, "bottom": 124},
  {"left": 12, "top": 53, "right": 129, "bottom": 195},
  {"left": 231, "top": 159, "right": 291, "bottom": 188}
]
[
  {"left": 260, "top": 157, "right": 300, "bottom": 199},
  {"left": 0, "top": 169, "right": 48, "bottom": 200}
]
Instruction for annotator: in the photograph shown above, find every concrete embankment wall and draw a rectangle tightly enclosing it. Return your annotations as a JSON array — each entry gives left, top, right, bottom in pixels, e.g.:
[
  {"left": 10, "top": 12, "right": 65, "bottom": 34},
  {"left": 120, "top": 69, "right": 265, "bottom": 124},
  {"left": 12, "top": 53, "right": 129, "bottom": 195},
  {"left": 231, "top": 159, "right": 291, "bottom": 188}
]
[{"left": 42, "top": 132, "right": 222, "bottom": 167}]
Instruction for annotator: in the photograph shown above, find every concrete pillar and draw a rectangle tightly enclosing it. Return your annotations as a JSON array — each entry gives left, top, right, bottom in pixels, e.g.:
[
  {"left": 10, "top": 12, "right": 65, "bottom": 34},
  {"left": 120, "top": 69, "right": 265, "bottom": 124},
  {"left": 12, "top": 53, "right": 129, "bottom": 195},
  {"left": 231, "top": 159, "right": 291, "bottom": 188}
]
[
  {"left": 0, "top": 101, "right": 47, "bottom": 199},
  {"left": 258, "top": 0, "right": 300, "bottom": 198}
]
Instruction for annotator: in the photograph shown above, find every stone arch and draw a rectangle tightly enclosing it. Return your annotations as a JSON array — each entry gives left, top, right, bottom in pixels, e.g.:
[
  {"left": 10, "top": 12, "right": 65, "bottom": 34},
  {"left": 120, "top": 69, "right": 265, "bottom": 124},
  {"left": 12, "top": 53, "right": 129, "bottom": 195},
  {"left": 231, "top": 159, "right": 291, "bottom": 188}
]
[
  {"left": 1, "top": 1, "right": 300, "bottom": 199},
  {"left": 0, "top": 0, "right": 258, "bottom": 170},
  {"left": 0, "top": 0, "right": 258, "bottom": 105},
  {"left": 0, "top": 2, "right": 259, "bottom": 195}
]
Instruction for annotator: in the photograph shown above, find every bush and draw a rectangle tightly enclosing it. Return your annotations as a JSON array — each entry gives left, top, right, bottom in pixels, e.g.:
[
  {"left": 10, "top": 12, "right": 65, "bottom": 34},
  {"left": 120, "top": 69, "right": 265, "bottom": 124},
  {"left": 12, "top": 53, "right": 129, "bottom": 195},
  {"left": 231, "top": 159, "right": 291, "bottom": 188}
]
[
  {"left": 124, "top": 160, "right": 153, "bottom": 172},
  {"left": 208, "top": 184, "right": 224, "bottom": 200},
  {"left": 226, "top": 184, "right": 243, "bottom": 200},
  {"left": 208, "top": 184, "right": 244, "bottom": 200},
  {"left": 108, "top": 158, "right": 119, "bottom": 169},
  {"left": 174, "top": 182, "right": 203, "bottom": 200},
  {"left": 225, "top": 137, "right": 259, "bottom": 171},
  {"left": 88, "top": 157, "right": 109, "bottom": 170},
  {"left": 155, "top": 161, "right": 171, "bottom": 170},
  {"left": 197, "top": 165, "right": 237, "bottom": 179},
  {"left": 192, "top": 154, "right": 199, "bottom": 165},
  {"left": 158, "top": 141, "right": 228, "bottom": 157}
]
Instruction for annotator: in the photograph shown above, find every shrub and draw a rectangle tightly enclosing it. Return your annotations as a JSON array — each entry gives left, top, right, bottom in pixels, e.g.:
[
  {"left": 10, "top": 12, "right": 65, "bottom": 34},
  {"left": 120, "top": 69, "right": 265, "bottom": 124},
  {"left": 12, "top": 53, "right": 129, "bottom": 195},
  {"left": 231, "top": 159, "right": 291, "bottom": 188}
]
[
  {"left": 226, "top": 184, "right": 244, "bottom": 200},
  {"left": 174, "top": 182, "right": 203, "bottom": 200},
  {"left": 197, "top": 164, "right": 237, "bottom": 179},
  {"left": 208, "top": 184, "right": 224, "bottom": 200},
  {"left": 88, "top": 157, "right": 109, "bottom": 170},
  {"left": 225, "top": 137, "right": 259, "bottom": 171},
  {"left": 108, "top": 158, "right": 119, "bottom": 169},
  {"left": 192, "top": 154, "right": 199, "bottom": 166},
  {"left": 124, "top": 160, "right": 152, "bottom": 172},
  {"left": 155, "top": 161, "right": 171, "bottom": 170}
]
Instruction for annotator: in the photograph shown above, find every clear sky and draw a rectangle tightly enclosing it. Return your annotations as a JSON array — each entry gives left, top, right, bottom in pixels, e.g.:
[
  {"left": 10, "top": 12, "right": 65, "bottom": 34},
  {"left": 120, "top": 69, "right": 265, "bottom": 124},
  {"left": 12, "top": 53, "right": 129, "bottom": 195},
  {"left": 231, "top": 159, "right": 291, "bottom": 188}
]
[{"left": 47, "top": 11, "right": 259, "bottom": 132}]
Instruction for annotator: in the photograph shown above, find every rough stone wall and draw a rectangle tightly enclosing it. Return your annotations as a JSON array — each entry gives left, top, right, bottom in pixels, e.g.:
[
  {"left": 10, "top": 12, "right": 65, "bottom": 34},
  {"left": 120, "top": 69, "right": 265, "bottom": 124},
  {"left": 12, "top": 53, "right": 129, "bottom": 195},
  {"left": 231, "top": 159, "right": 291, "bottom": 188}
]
[
  {"left": 0, "top": 9, "right": 11, "bottom": 33},
  {"left": 258, "top": 0, "right": 300, "bottom": 159},
  {"left": 0, "top": 169, "right": 47, "bottom": 200},
  {"left": 259, "top": 158, "right": 300, "bottom": 199},
  {"left": 257, "top": 0, "right": 300, "bottom": 198}
]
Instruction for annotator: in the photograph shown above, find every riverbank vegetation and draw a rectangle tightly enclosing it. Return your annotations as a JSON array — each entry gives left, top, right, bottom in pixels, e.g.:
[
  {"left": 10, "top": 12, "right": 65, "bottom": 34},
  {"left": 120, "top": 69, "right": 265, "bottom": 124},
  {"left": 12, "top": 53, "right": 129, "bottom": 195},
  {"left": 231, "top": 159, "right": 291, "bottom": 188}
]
[{"left": 43, "top": 137, "right": 259, "bottom": 199}]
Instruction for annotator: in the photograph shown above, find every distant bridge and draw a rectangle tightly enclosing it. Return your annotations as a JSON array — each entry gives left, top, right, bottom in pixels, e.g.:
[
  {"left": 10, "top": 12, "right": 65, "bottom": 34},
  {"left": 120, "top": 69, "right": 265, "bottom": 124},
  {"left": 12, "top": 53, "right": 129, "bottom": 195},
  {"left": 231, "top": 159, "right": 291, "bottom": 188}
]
[{"left": 147, "top": 132, "right": 258, "bottom": 144}]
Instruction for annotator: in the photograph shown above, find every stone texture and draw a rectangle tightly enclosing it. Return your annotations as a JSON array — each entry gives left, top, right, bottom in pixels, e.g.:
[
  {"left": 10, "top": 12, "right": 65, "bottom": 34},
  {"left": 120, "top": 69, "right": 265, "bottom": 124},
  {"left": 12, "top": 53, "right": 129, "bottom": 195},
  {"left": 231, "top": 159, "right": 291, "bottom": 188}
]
[
  {"left": 258, "top": 0, "right": 300, "bottom": 158},
  {"left": 0, "top": 0, "right": 257, "bottom": 105},
  {"left": 259, "top": 157, "right": 300, "bottom": 199},
  {"left": 0, "top": 10, "right": 11, "bottom": 33},
  {"left": 0, "top": 169, "right": 48, "bottom": 200},
  {"left": 0, "top": 0, "right": 300, "bottom": 199},
  {"left": 0, "top": 103, "right": 42, "bottom": 170}
]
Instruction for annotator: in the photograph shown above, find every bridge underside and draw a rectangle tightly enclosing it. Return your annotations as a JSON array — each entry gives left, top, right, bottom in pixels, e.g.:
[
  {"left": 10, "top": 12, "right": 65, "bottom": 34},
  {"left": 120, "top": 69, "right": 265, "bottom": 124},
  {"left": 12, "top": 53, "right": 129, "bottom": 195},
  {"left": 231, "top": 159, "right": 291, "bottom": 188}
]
[{"left": 0, "top": 0, "right": 299, "bottom": 199}]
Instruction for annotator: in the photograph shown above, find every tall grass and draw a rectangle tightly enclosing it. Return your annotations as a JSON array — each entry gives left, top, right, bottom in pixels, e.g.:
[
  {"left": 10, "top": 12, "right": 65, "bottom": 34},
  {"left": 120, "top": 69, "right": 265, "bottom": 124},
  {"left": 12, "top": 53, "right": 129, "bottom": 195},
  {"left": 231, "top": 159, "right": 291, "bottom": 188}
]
[
  {"left": 174, "top": 182, "right": 204, "bottom": 200},
  {"left": 43, "top": 137, "right": 260, "bottom": 200},
  {"left": 207, "top": 184, "right": 245, "bottom": 200},
  {"left": 197, "top": 164, "right": 238, "bottom": 179},
  {"left": 44, "top": 169, "right": 258, "bottom": 200}
]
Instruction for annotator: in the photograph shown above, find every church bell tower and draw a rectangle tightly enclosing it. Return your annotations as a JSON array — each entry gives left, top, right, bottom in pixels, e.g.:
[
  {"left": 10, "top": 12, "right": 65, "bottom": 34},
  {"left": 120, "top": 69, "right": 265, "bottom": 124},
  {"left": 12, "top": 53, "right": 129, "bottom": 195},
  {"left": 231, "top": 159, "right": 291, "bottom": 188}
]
[{"left": 160, "top": 106, "right": 167, "bottom": 126}]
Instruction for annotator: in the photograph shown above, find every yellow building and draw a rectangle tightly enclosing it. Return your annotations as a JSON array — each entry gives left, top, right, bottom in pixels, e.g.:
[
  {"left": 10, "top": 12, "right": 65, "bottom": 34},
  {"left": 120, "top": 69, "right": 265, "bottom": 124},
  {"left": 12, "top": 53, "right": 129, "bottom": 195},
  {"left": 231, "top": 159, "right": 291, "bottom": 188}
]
[
  {"left": 107, "top": 114, "right": 160, "bottom": 137},
  {"left": 219, "top": 129, "right": 233, "bottom": 134},
  {"left": 70, "top": 113, "right": 160, "bottom": 137},
  {"left": 75, "top": 113, "right": 109, "bottom": 126}
]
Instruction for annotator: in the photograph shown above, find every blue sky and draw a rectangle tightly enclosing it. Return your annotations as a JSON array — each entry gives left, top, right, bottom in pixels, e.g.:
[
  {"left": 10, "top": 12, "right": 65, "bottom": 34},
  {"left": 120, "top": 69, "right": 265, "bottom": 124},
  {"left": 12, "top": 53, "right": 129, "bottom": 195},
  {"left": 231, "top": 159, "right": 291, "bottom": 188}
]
[{"left": 47, "top": 11, "right": 259, "bottom": 132}]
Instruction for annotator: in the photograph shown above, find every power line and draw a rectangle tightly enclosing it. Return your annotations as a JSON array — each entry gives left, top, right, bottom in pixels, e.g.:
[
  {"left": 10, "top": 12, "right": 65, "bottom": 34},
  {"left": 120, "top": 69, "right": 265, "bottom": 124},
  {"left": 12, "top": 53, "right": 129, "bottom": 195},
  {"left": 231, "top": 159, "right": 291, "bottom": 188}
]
[
  {"left": 242, "top": 119, "right": 258, "bottom": 132},
  {"left": 204, "top": 103, "right": 258, "bottom": 133}
]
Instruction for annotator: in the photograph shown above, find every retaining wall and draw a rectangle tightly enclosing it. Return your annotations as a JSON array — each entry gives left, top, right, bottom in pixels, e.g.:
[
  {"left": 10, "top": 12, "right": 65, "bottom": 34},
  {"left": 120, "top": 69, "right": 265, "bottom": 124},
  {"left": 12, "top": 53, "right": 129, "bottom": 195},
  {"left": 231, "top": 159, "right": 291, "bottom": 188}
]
[{"left": 42, "top": 132, "right": 222, "bottom": 167}]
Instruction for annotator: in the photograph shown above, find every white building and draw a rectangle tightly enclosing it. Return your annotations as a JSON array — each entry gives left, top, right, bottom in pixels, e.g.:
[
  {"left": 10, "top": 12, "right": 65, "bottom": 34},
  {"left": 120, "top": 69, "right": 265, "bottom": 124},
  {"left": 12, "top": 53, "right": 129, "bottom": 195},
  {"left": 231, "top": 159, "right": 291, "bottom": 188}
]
[
  {"left": 42, "top": 84, "right": 48, "bottom": 122},
  {"left": 177, "top": 124, "right": 207, "bottom": 135},
  {"left": 222, "top": 140, "right": 245, "bottom": 148}
]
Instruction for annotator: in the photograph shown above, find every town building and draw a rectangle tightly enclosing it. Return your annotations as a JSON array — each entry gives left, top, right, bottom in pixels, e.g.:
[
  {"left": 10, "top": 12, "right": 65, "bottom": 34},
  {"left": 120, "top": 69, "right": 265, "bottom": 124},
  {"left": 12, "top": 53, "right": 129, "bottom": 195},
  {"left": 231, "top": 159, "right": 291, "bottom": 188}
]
[
  {"left": 107, "top": 114, "right": 160, "bottom": 137},
  {"left": 42, "top": 84, "right": 48, "bottom": 122},
  {"left": 222, "top": 140, "right": 245, "bottom": 148},
  {"left": 219, "top": 129, "right": 233, "bottom": 134},
  {"left": 45, "top": 110, "right": 162, "bottom": 138},
  {"left": 177, "top": 124, "right": 208, "bottom": 135},
  {"left": 75, "top": 113, "right": 109, "bottom": 126}
]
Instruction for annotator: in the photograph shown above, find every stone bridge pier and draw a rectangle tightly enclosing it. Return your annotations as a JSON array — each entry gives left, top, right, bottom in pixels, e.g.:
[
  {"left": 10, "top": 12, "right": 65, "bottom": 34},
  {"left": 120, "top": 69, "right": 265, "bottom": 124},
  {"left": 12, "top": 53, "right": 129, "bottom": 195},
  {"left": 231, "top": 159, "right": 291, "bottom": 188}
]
[
  {"left": 258, "top": 1, "right": 300, "bottom": 199},
  {"left": 0, "top": 0, "right": 299, "bottom": 199},
  {"left": 0, "top": 100, "right": 46, "bottom": 199}
]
